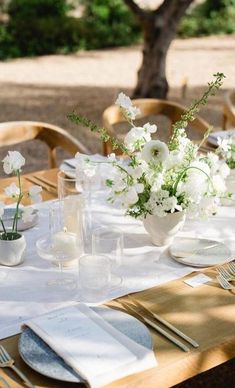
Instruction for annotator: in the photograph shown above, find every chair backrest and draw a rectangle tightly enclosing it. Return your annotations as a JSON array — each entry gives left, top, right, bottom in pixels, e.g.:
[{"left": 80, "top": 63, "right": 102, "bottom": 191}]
[
  {"left": 0, "top": 121, "right": 90, "bottom": 168},
  {"left": 102, "top": 98, "right": 210, "bottom": 155},
  {"left": 223, "top": 90, "right": 235, "bottom": 130}
]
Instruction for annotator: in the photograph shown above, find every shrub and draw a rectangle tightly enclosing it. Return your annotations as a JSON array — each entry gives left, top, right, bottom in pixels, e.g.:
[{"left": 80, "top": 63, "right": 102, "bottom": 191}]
[
  {"left": 3, "top": 0, "right": 80, "bottom": 57},
  {"left": 178, "top": 0, "right": 235, "bottom": 37},
  {"left": 78, "top": 0, "right": 141, "bottom": 49}
]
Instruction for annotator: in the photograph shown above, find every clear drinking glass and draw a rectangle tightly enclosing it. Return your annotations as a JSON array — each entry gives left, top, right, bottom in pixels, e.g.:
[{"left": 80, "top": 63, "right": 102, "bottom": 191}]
[
  {"left": 58, "top": 170, "right": 80, "bottom": 200},
  {"left": 36, "top": 199, "right": 83, "bottom": 288},
  {"left": 92, "top": 226, "right": 123, "bottom": 286},
  {"left": 79, "top": 254, "right": 111, "bottom": 303}
]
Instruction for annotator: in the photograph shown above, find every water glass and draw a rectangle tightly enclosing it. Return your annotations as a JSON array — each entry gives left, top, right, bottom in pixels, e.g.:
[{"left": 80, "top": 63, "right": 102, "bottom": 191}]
[
  {"left": 92, "top": 226, "right": 123, "bottom": 286},
  {"left": 79, "top": 254, "right": 111, "bottom": 302},
  {"left": 58, "top": 170, "right": 80, "bottom": 200}
]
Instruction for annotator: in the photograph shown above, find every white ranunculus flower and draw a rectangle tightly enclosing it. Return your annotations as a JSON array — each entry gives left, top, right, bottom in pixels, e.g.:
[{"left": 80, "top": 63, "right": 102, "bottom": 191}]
[
  {"left": 2, "top": 151, "right": 25, "bottom": 174},
  {"left": 21, "top": 206, "right": 35, "bottom": 223},
  {"left": 141, "top": 140, "right": 169, "bottom": 163},
  {"left": 165, "top": 150, "right": 183, "bottom": 169},
  {"left": 4, "top": 183, "right": 20, "bottom": 198},
  {"left": 217, "top": 137, "right": 230, "bottom": 152},
  {"left": 29, "top": 185, "right": 42, "bottom": 203},
  {"left": 0, "top": 202, "right": 5, "bottom": 218}
]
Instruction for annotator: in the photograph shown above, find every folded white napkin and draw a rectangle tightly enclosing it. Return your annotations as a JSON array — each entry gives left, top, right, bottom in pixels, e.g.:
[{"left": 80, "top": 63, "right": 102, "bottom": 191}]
[{"left": 23, "top": 304, "right": 157, "bottom": 387}]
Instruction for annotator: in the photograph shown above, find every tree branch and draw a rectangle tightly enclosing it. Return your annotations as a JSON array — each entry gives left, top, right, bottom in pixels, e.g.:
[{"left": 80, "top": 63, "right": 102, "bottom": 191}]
[{"left": 123, "top": 0, "right": 146, "bottom": 19}]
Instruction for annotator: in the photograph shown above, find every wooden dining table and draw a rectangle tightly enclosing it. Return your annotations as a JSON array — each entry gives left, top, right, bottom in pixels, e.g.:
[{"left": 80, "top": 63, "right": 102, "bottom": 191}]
[{"left": 0, "top": 168, "right": 235, "bottom": 388}]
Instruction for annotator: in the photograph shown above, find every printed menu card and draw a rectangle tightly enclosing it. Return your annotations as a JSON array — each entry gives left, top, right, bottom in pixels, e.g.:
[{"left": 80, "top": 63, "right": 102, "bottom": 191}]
[{"left": 23, "top": 303, "right": 157, "bottom": 387}]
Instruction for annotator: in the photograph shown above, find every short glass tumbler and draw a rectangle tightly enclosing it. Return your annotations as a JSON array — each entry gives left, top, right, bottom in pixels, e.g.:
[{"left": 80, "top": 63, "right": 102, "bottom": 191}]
[{"left": 79, "top": 254, "right": 111, "bottom": 303}]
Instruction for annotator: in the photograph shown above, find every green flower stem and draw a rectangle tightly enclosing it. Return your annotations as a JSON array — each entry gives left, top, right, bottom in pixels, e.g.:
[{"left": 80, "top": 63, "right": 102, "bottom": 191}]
[
  {"left": 0, "top": 218, "right": 7, "bottom": 235},
  {"left": 172, "top": 166, "right": 213, "bottom": 196},
  {"left": 12, "top": 170, "right": 23, "bottom": 233}
]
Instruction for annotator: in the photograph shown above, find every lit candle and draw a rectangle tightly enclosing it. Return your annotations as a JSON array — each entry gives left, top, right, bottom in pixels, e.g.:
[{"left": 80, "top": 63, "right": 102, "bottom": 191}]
[{"left": 52, "top": 230, "right": 79, "bottom": 260}]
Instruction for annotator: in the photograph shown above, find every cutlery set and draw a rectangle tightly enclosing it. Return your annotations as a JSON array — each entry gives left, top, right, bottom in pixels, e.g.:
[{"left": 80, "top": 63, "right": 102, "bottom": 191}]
[
  {"left": 0, "top": 345, "right": 35, "bottom": 387},
  {"left": 216, "top": 261, "right": 235, "bottom": 290},
  {"left": 115, "top": 298, "right": 199, "bottom": 352},
  {"left": 26, "top": 175, "right": 58, "bottom": 195}
]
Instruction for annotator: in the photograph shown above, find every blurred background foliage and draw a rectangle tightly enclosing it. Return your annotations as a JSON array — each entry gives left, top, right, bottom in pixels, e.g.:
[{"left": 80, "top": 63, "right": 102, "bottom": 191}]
[
  {"left": 178, "top": 0, "right": 235, "bottom": 37},
  {"left": 0, "top": 0, "right": 234, "bottom": 59}
]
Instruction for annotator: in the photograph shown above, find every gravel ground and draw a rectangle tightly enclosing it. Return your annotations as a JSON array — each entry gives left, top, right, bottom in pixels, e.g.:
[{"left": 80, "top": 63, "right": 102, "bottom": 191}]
[{"left": 0, "top": 35, "right": 234, "bottom": 174}]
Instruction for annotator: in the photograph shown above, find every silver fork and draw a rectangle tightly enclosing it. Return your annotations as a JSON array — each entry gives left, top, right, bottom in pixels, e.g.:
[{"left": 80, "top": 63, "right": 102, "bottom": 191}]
[
  {"left": 228, "top": 261, "right": 235, "bottom": 276},
  {"left": 217, "top": 275, "right": 234, "bottom": 290},
  {"left": 0, "top": 346, "right": 35, "bottom": 387},
  {"left": 217, "top": 267, "right": 235, "bottom": 281}
]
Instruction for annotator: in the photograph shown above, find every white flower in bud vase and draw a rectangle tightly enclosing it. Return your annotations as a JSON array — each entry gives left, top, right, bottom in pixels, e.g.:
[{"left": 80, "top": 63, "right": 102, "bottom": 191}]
[
  {"left": 4, "top": 183, "right": 20, "bottom": 198},
  {"left": 2, "top": 151, "right": 25, "bottom": 174},
  {"left": 141, "top": 140, "right": 169, "bottom": 163},
  {"left": 0, "top": 202, "right": 5, "bottom": 218},
  {"left": 21, "top": 207, "right": 35, "bottom": 223},
  {"left": 29, "top": 185, "right": 42, "bottom": 203}
]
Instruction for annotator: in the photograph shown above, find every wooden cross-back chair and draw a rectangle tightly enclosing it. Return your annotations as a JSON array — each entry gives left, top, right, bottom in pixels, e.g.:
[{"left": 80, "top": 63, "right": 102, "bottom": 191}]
[
  {"left": 223, "top": 90, "right": 235, "bottom": 130},
  {"left": 0, "top": 121, "right": 90, "bottom": 168},
  {"left": 102, "top": 98, "right": 210, "bottom": 155}
]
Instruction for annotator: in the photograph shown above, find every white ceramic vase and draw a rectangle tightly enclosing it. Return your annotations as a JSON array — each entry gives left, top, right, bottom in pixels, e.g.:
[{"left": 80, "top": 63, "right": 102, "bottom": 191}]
[
  {"left": 143, "top": 211, "right": 186, "bottom": 246},
  {"left": 0, "top": 233, "right": 26, "bottom": 266},
  {"left": 222, "top": 169, "right": 235, "bottom": 206}
]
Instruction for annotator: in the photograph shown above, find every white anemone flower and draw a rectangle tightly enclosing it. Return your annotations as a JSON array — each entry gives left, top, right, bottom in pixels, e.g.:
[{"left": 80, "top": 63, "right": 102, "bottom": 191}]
[
  {"left": 0, "top": 202, "right": 5, "bottom": 218},
  {"left": 141, "top": 140, "right": 169, "bottom": 163},
  {"left": 2, "top": 151, "right": 25, "bottom": 174},
  {"left": 29, "top": 185, "right": 42, "bottom": 203},
  {"left": 21, "top": 207, "right": 35, "bottom": 223},
  {"left": 4, "top": 183, "right": 20, "bottom": 198}
]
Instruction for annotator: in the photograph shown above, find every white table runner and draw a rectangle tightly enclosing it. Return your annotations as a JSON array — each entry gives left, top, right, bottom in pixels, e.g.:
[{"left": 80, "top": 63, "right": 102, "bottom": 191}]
[{"left": 0, "top": 194, "right": 235, "bottom": 340}]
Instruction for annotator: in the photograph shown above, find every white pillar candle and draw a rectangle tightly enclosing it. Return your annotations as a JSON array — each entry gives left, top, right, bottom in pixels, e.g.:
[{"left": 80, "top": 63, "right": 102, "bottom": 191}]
[{"left": 52, "top": 231, "right": 79, "bottom": 259}]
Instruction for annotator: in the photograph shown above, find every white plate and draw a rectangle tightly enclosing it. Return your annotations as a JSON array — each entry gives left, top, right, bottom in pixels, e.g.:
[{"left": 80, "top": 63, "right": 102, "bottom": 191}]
[
  {"left": 169, "top": 237, "right": 232, "bottom": 267},
  {"left": 0, "top": 208, "right": 38, "bottom": 232},
  {"left": 207, "top": 129, "right": 235, "bottom": 146}
]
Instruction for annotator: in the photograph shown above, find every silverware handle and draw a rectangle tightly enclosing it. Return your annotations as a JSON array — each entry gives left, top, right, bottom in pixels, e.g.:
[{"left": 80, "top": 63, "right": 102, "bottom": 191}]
[
  {"left": 11, "top": 365, "right": 35, "bottom": 388},
  {"left": 152, "top": 313, "right": 199, "bottom": 348},
  {"left": 143, "top": 316, "right": 190, "bottom": 352}
]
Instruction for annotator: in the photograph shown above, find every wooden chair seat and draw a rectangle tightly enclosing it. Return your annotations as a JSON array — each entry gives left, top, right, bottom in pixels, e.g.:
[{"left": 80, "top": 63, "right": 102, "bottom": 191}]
[
  {"left": 102, "top": 98, "right": 210, "bottom": 155},
  {"left": 0, "top": 121, "right": 90, "bottom": 168},
  {"left": 223, "top": 90, "right": 235, "bottom": 130}
]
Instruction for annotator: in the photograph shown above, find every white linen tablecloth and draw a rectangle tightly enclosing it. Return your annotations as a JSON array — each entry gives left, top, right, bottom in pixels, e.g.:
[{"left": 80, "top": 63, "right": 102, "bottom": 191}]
[{"left": 0, "top": 193, "right": 235, "bottom": 340}]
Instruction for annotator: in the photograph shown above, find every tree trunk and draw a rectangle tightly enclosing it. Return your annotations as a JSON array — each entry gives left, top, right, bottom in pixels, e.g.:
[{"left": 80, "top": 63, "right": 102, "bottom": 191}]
[{"left": 124, "top": 0, "right": 194, "bottom": 99}]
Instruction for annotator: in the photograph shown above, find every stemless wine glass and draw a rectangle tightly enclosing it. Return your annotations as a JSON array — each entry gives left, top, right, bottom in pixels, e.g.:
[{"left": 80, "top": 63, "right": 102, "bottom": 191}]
[
  {"left": 92, "top": 226, "right": 123, "bottom": 286},
  {"left": 36, "top": 199, "right": 83, "bottom": 288}
]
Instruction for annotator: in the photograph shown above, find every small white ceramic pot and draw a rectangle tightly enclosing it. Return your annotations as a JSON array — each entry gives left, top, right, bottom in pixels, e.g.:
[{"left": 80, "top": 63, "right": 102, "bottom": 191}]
[
  {"left": 0, "top": 233, "right": 26, "bottom": 266},
  {"left": 143, "top": 211, "right": 186, "bottom": 246}
]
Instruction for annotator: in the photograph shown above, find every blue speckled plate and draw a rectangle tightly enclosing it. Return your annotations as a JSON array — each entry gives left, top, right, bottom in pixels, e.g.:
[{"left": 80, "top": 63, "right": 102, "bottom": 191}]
[{"left": 18, "top": 306, "right": 153, "bottom": 383}]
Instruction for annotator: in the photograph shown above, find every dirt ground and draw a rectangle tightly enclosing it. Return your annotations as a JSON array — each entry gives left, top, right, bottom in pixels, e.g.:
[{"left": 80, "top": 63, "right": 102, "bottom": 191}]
[{"left": 0, "top": 35, "right": 234, "bottom": 174}]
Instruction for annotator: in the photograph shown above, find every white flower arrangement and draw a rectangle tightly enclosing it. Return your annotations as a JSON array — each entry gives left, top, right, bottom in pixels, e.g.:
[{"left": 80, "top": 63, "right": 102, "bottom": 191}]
[
  {"left": 216, "top": 136, "right": 235, "bottom": 170},
  {"left": 69, "top": 73, "right": 228, "bottom": 219},
  {"left": 0, "top": 151, "right": 42, "bottom": 240}
]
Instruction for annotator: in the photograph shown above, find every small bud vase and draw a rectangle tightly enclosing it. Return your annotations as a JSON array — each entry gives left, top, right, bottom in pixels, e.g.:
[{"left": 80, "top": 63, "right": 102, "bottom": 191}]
[
  {"left": 0, "top": 232, "right": 26, "bottom": 266},
  {"left": 143, "top": 211, "right": 186, "bottom": 246}
]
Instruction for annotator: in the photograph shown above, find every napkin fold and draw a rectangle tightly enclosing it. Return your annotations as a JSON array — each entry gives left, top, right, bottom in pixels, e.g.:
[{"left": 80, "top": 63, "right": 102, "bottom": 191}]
[{"left": 23, "top": 304, "right": 157, "bottom": 387}]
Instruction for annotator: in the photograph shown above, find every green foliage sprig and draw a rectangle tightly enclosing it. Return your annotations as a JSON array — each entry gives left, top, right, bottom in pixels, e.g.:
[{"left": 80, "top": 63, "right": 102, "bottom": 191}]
[{"left": 168, "top": 72, "right": 225, "bottom": 151}]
